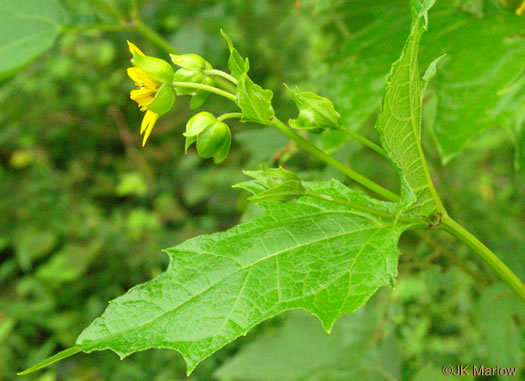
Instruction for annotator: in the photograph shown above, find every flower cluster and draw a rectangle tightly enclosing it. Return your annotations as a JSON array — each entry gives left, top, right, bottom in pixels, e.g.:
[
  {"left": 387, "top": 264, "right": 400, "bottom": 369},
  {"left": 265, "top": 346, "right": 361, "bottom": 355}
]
[{"left": 127, "top": 42, "right": 224, "bottom": 153}]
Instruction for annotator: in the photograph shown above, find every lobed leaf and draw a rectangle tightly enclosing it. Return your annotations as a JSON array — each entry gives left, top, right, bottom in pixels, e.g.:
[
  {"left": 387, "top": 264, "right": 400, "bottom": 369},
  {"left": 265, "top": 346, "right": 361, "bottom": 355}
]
[
  {"left": 220, "top": 29, "right": 249, "bottom": 80},
  {"left": 71, "top": 180, "right": 411, "bottom": 374}
]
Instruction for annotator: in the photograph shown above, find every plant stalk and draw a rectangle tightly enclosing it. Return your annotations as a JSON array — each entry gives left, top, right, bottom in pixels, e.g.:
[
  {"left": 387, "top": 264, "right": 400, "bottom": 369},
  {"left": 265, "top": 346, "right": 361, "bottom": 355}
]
[
  {"left": 133, "top": 19, "right": 179, "bottom": 54},
  {"left": 336, "top": 127, "right": 388, "bottom": 158},
  {"left": 172, "top": 82, "right": 237, "bottom": 102},
  {"left": 270, "top": 118, "right": 400, "bottom": 202},
  {"left": 441, "top": 215, "right": 525, "bottom": 302}
]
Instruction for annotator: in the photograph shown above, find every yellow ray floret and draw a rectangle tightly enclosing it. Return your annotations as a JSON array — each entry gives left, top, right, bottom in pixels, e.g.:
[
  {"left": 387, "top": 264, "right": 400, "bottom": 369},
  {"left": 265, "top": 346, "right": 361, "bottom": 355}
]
[
  {"left": 140, "top": 110, "right": 160, "bottom": 146},
  {"left": 517, "top": 1, "right": 525, "bottom": 15},
  {"left": 127, "top": 42, "right": 162, "bottom": 146}
]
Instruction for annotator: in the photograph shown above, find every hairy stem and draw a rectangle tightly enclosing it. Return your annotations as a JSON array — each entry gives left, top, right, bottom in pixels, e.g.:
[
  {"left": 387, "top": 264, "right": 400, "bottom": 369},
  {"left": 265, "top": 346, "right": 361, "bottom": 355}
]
[
  {"left": 172, "top": 82, "right": 237, "bottom": 102},
  {"left": 213, "top": 76, "right": 238, "bottom": 95},
  {"left": 204, "top": 69, "right": 238, "bottom": 86},
  {"left": 441, "top": 215, "right": 525, "bottom": 302},
  {"left": 133, "top": 19, "right": 179, "bottom": 54},
  {"left": 270, "top": 118, "right": 400, "bottom": 202},
  {"left": 336, "top": 127, "right": 388, "bottom": 158},
  {"left": 217, "top": 112, "right": 242, "bottom": 122}
]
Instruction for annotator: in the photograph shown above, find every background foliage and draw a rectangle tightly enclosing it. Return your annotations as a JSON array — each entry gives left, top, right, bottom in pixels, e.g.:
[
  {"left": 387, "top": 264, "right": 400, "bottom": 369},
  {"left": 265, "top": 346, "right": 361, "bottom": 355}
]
[{"left": 1, "top": 0, "right": 523, "bottom": 380}]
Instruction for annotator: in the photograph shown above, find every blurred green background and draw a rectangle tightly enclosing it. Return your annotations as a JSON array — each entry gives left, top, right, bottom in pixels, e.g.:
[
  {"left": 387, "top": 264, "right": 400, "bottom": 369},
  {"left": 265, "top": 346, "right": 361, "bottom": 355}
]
[{"left": 1, "top": 0, "right": 523, "bottom": 380}]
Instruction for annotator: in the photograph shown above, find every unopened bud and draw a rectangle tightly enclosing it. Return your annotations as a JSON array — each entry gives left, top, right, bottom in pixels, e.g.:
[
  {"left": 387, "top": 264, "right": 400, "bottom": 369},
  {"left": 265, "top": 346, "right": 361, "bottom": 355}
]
[{"left": 170, "top": 54, "right": 212, "bottom": 71}]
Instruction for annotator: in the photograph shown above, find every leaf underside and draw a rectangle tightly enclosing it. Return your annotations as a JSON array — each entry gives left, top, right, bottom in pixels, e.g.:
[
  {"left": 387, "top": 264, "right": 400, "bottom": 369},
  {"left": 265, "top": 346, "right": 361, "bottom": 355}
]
[
  {"left": 75, "top": 180, "right": 410, "bottom": 373},
  {"left": 374, "top": 0, "right": 439, "bottom": 218}
]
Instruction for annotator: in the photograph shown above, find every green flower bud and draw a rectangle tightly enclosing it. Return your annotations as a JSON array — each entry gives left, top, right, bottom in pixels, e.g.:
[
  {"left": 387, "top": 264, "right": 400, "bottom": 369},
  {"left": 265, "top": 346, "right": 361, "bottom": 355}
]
[
  {"left": 243, "top": 167, "right": 300, "bottom": 188},
  {"left": 212, "top": 129, "right": 231, "bottom": 164},
  {"left": 289, "top": 109, "right": 323, "bottom": 133},
  {"left": 170, "top": 54, "right": 212, "bottom": 71},
  {"left": 284, "top": 84, "right": 341, "bottom": 132},
  {"left": 184, "top": 111, "right": 216, "bottom": 138},
  {"left": 190, "top": 75, "right": 215, "bottom": 110},
  {"left": 146, "top": 83, "right": 176, "bottom": 115},
  {"left": 173, "top": 69, "right": 204, "bottom": 95},
  {"left": 132, "top": 54, "right": 174, "bottom": 83},
  {"left": 234, "top": 167, "right": 305, "bottom": 203},
  {"left": 196, "top": 121, "right": 231, "bottom": 159}
]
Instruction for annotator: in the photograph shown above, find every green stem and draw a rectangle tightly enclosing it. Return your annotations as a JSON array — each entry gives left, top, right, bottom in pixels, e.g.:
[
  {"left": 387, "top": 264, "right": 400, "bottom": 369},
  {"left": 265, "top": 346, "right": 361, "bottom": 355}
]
[
  {"left": 441, "top": 215, "right": 525, "bottom": 302},
  {"left": 90, "top": 0, "right": 125, "bottom": 21},
  {"left": 218, "top": 112, "right": 242, "bottom": 122},
  {"left": 336, "top": 127, "right": 387, "bottom": 158},
  {"left": 213, "top": 76, "right": 238, "bottom": 95},
  {"left": 133, "top": 19, "right": 179, "bottom": 54},
  {"left": 204, "top": 69, "right": 238, "bottom": 85},
  {"left": 61, "top": 24, "right": 127, "bottom": 33},
  {"left": 172, "top": 82, "right": 237, "bottom": 102},
  {"left": 270, "top": 118, "right": 400, "bottom": 202},
  {"left": 18, "top": 346, "right": 81, "bottom": 375}
]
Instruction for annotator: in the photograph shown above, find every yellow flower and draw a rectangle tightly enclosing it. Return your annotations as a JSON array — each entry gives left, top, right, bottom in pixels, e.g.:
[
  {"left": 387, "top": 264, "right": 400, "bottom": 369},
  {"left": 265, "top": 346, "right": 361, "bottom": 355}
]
[
  {"left": 127, "top": 41, "right": 161, "bottom": 146},
  {"left": 517, "top": 0, "right": 525, "bottom": 16}
]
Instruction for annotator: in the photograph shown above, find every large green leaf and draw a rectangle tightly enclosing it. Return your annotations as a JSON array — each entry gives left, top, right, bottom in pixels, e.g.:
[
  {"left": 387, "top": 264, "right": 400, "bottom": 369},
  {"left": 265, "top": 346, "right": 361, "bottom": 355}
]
[
  {"left": 216, "top": 291, "right": 401, "bottom": 381},
  {"left": 69, "top": 180, "right": 409, "bottom": 374},
  {"left": 320, "top": 2, "right": 525, "bottom": 164},
  {"left": 374, "top": 0, "right": 441, "bottom": 218},
  {"left": 0, "top": 0, "right": 68, "bottom": 78}
]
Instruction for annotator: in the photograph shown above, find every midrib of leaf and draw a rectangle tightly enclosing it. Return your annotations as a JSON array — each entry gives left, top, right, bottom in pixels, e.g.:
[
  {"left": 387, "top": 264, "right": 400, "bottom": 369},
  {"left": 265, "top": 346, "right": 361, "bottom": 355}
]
[
  {"left": 79, "top": 222, "right": 387, "bottom": 347},
  {"left": 375, "top": 0, "right": 444, "bottom": 218},
  {"left": 406, "top": 23, "right": 441, "bottom": 208}
]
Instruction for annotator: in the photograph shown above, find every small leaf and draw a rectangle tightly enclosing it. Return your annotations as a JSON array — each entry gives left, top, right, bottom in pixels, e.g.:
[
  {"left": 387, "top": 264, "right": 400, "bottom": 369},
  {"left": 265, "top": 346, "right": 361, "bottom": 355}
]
[
  {"left": 220, "top": 29, "right": 249, "bottom": 79},
  {"left": 236, "top": 73, "right": 275, "bottom": 125},
  {"left": 0, "top": 0, "right": 68, "bottom": 78}
]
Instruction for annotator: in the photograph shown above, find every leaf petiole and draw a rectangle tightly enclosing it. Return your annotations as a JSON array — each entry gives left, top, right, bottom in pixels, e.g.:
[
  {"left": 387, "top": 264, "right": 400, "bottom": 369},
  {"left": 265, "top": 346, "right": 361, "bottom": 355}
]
[
  {"left": 270, "top": 118, "right": 400, "bottom": 202},
  {"left": 335, "top": 127, "right": 388, "bottom": 158},
  {"left": 204, "top": 69, "right": 238, "bottom": 86},
  {"left": 217, "top": 112, "right": 242, "bottom": 122}
]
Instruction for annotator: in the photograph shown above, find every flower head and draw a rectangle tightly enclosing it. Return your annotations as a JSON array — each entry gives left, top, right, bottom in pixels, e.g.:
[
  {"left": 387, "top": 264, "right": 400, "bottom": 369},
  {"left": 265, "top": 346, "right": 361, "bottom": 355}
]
[{"left": 127, "top": 41, "right": 175, "bottom": 146}]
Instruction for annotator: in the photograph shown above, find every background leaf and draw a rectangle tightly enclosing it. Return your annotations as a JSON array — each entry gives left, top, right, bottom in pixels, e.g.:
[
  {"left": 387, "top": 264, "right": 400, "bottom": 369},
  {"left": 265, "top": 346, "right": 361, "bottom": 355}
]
[
  {"left": 319, "top": 2, "right": 525, "bottom": 165},
  {"left": 75, "top": 180, "right": 409, "bottom": 373},
  {"left": 0, "top": 0, "right": 68, "bottom": 78},
  {"left": 216, "top": 290, "right": 400, "bottom": 381}
]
